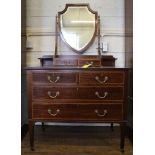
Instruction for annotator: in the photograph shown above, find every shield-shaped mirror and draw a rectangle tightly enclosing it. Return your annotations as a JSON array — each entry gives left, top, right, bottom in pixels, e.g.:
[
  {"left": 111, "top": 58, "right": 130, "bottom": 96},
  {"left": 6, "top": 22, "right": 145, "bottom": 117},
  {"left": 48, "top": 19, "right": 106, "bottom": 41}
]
[{"left": 58, "top": 4, "right": 98, "bottom": 54}]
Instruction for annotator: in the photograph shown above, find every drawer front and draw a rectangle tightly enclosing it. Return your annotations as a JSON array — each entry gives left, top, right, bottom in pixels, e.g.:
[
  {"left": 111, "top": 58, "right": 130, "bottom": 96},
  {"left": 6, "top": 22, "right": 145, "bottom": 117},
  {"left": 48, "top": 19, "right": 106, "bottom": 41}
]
[
  {"left": 77, "top": 104, "right": 122, "bottom": 120},
  {"left": 32, "top": 104, "right": 122, "bottom": 121},
  {"left": 79, "top": 72, "right": 124, "bottom": 84},
  {"left": 33, "top": 86, "right": 123, "bottom": 101},
  {"left": 79, "top": 59, "right": 101, "bottom": 67},
  {"left": 53, "top": 58, "right": 78, "bottom": 66},
  {"left": 32, "top": 72, "right": 77, "bottom": 84},
  {"left": 33, "top": 104, "right": 77, "bottom": 119},
  {"left": 78, "top": 87, "right": 123, "bottom": 101},
  {"left": 33, "top": 87, "right": 78, "bottom": 100}
]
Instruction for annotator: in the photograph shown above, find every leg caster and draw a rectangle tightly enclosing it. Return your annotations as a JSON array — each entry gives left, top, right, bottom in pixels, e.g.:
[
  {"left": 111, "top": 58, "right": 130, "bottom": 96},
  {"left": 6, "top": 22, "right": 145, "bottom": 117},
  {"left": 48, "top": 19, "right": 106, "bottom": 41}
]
[
  {"left": 31, "top": 147, "right": 34, "bottom": 151},
  {"left": 120, "top": 148, "right": 124, "bottom": 153}
]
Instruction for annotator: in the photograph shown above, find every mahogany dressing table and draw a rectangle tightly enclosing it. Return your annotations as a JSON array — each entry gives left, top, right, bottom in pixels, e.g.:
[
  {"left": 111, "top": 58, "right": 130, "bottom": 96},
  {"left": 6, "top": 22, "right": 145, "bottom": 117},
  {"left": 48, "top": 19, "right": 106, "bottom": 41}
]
[{"left": 25, "top": 4, "right": 128, "bottom": 152}]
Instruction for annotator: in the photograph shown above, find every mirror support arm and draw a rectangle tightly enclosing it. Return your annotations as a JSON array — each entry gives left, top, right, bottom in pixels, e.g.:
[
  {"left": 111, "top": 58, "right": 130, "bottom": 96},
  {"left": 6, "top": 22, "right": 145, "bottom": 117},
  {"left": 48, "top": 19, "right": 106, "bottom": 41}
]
[
  {"left": 97, "top": 16, "right": 101, "bottom": 57},
  {"left": 54, "top": 15, "right": 58, "bottom": 57}
]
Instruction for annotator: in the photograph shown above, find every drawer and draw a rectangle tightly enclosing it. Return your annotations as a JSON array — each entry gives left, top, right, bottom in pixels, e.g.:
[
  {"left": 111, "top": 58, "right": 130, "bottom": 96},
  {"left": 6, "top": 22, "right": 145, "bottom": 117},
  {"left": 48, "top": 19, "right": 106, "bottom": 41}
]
[
  {"left": 77, "top": 104, "right": 122, "bottom": 120},
  {"left": 78, "top": 87, "right": 123, "bottom": 101},
  {"left": 33, "top": 86, "right": 123, "bottom": 101},
  {"left": 53, "top": 58, "right": 78, "bottom": 66},
  {"left": 32, "top": 72, "right": 77, "bottom": 84},
  {"left": 33, "top": 104, "right": 77, "bottom": 119},
  {"left": 78, "top": 59, "right": 101, "bottom": 67},
  {"left": 32, "top": 104, "right": 122, "bottom": 121},
  {"left": 79, "top": 72, "right": 124, "bottom": 84},
  {"left": 33, "top": 87, "right": 78, "bottom": 100}
]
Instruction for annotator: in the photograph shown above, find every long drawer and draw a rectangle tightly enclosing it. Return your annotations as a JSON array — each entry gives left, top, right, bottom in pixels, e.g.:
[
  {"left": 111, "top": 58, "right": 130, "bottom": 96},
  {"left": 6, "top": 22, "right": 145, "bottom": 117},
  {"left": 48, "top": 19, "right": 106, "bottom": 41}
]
[
  {"left": 32, "top": 72, "right": 78, "bottom": 84},
  {"left": 32, "top": 86, "right": 123, "bottom": 101},
  {"left": 32, "top": 104, "right": 122, "bottom": 120},
  {"left": 79, "top": 72, "right": 124, "bottom": 85}
]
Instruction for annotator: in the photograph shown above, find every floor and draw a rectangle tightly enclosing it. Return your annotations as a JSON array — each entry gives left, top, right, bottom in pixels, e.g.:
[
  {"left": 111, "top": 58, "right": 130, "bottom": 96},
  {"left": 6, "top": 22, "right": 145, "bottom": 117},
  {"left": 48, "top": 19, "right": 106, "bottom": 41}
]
[{"left": 21, "top": 125, "right": 133, "bottom": 155}]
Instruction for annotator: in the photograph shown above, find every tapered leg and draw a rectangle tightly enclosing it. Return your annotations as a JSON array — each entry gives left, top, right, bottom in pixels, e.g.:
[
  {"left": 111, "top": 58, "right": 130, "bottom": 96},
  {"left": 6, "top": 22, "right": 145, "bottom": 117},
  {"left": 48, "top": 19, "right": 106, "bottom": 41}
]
[
  {"left": 29, "top": 121, "right": 34, "bottom": 151},
  {"left": 110, "top": 123, "right": 114, "bottom": 131},
  {"left": 120, "top": 122, "right": 126, "bottom": 153},
  {"left": 41, "top": 122, "right": 45, "bottom": 131}
]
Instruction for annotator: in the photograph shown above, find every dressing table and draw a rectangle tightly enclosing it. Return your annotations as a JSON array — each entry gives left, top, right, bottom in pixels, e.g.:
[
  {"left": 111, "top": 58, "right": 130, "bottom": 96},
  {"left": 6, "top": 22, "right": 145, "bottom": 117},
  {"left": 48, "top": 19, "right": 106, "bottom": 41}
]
[{"left": 25, "top": 4, "right": 128, "bottom": 152}]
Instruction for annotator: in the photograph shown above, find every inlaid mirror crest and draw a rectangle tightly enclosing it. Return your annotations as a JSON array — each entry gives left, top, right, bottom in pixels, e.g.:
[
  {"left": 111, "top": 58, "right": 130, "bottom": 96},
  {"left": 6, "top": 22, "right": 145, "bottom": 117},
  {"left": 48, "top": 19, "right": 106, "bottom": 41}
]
[{"left": 55, "top": 4, "right": 100, "bottom": 55}]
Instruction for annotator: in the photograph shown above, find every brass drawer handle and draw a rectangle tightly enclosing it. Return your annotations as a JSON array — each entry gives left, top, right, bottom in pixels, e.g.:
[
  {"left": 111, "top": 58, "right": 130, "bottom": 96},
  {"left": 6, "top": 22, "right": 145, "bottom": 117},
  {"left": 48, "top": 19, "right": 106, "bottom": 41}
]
[
  {"left": 95, "top": 91, "right": 108, "bottom": 99},
  {"left": 47, "top": 75, "right": 60, "bottom": 83},
  {"left": 95, "top": 76, "right": 108, "bottom": 84},
  {"left": 48, "top": 91, "right": 59, "bottom": 99},
  {"left": 48, "top": 109, "right": 60, "bottom": 116},
  {"left": 86, "top": 61, "right": 93, "bottom": 65},
  {"left": 94, "top": 109, "right": 107, "bottom": 117}
]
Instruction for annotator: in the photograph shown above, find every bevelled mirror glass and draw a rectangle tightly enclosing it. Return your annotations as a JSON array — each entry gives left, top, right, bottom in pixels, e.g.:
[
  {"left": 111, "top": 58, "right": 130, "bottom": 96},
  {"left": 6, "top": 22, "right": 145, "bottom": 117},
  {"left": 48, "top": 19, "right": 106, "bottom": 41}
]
[{"left": 58, "top": 4, "right": 98, "bottom": 54}]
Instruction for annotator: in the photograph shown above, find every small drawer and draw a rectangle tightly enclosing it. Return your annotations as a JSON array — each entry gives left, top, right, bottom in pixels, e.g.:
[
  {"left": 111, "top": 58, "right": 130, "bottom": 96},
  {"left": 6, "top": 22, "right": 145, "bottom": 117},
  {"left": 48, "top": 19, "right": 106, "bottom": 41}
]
[
  {"left": 78, "top": 59, "right": 101, "bottom": 67},
  {"left": 53, "top": 58, "right": 78, "bottom": 66},
  {"left": 33, "top": 87, "right": 78, "bottom": 100},
  {"left": 77, "top": 104, "right": 122, "bottom": 120},
  {"left": 78, "top": 87, "right": 124, "bottom": 101},
  {"left": 79, "top": 71, "right": 124, "bottom": 85},
  {"left": 32, "top": 72, "right": 77, "bottom": 84},
  {"left": 33, "top": 104, "right": 77, "bottom": 119}
]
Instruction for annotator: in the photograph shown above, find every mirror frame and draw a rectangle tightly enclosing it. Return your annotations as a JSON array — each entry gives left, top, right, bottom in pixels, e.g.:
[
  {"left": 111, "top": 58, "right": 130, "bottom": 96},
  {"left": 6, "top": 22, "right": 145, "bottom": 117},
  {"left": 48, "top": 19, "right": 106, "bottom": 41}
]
[{"left": 57, "top": 4, "right": 98, "bottom": 54}]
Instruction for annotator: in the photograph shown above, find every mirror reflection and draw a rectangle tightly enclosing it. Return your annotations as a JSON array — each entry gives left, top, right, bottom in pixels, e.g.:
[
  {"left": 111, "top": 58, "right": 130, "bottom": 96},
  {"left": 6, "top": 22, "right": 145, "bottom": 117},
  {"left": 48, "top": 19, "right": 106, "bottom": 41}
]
[{"left": 59, "top": 6, "right": 96, "bottom": 52}]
